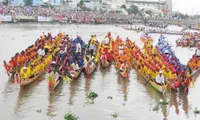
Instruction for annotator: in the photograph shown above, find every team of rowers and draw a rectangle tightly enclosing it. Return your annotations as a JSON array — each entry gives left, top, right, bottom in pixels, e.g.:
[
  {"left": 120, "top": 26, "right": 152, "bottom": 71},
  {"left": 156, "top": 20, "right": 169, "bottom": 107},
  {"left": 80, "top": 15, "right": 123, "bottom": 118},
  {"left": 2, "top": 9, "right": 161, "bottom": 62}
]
[
  {"left": 4, "top": 32, "right": 200, "bottom": 89},
  {"left": 176, "top": 32, "right": 200, "bottom": 47}
]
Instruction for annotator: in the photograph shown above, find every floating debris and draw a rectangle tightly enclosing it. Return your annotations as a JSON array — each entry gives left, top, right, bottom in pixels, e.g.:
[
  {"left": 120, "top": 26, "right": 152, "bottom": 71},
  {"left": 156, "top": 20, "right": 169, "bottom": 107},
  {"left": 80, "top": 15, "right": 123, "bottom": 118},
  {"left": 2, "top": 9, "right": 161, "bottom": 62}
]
[
  {"left": 152, "top": 105, "right": 159, "bottom": 111},
  {"left": 107, "top": 96, "right": 113, "bottom": 99},
  {"left": 194, "top": 107, "right": 200, "bottom": 114},
  {"left": 87, "top": 99, "right": 94, "bottom": 104},
  {"left": 64, "top": 113, "right": 79, "bottom": 120},
  {"left": 36, "top": 109, "right": 42, "bottom": 113},
  {"left": 59, "top": 92, "right": 64, "bottom": 96},
  {"left": 88, "top": 92, "right": 98, "bottom": 99},
  {"left": 24, "top": 94, "right": 29, "bottom": 97},
  {"left": 47, "top": 112, "right": 56, "bottom": 117},
  {"left": 111, "top": 112, "right": 119, "bottom": 118}
]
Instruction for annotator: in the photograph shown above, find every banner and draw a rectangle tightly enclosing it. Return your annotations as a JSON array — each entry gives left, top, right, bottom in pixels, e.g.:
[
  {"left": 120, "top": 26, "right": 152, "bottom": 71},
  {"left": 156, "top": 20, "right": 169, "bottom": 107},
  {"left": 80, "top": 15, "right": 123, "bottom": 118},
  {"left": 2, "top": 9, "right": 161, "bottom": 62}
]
[
  {"left": 38, "top": 16, "right": 54, "bottom": 22},
  {"left": 15, "top": 15, "right": 35, "bottom": 20},
  {"left": 0, "top": 15, "right": 12, "bottom": 22},
  {"left": 53, "top": 16, "right": 66, "bottom": 21}
]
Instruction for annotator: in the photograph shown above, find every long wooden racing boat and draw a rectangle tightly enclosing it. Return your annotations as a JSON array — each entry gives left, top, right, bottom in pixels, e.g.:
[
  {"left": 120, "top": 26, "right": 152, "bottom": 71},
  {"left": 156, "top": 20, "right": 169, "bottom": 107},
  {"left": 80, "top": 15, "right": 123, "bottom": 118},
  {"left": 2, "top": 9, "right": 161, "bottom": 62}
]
[
  {"left": 20, "top": 71, "right": 45, "bottom": 87},
  {"left": 132, "top": 62, "right": 168, "bottom": 94},
  {"left": 176, "top": 40, "right": 199, "bottom": 47},
  {"left": 85, "top": 65, "right": 96, "bottom": 75},
  {"left": 48, "top": 39, "right": 70, "bottom": 94},
  {"left": 191, "top": 68, "right": 200, "bottom": 80},
  {"left": 83, "top": 36, "right": 100, "bottom": 76},
  {"left": 69, "top": 69, "right": 82, "bottom": 79},
  {"left": 100, "top": 60, "right": 110, "bottom": 68},
  {"left": 48, "top": 72, "right": 61, "bottom": 94},
  {"left": 140, "top": 33, "right": 153, "bottom": 43},
  {"left": 119, "top": 70, "right": 129, "bottom": 79},
  {"left": 20, "top": 49, "right": 59, "bottom": 87},
  {"left": 20, "top": 35, "right": 62, "bottom": 87}
]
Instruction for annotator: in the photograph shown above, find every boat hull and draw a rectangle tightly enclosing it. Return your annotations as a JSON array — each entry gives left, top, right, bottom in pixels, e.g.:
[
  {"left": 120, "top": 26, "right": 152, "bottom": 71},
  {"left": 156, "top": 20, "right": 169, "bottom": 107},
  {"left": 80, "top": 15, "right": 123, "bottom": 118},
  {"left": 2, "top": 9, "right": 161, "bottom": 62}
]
[
  {"left": 100, "top": 60, "right": 110, "bottom": 68},
  {"left": 20, "top": 71, "right": 45, "bottom": 87},
  {"left": 132, "top": 63, "right": 166, "bottom": 94}
]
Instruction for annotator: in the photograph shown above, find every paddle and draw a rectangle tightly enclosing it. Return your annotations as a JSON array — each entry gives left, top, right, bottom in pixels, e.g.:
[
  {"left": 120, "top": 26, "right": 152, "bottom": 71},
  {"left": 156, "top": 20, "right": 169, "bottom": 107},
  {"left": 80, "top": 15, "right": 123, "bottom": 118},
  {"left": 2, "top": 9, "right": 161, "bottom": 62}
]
[
  {"left": 144, "top": 78, "right": 153, "bottom": 86},
  {"left": 63, "top": 75, "right": 72, "bottom": 83},
  {"left": 116, "top": 68, "right": 121, "bottom": 74},
  {"left": 3, "top": 60, "right": 10, "bottom": 76}
]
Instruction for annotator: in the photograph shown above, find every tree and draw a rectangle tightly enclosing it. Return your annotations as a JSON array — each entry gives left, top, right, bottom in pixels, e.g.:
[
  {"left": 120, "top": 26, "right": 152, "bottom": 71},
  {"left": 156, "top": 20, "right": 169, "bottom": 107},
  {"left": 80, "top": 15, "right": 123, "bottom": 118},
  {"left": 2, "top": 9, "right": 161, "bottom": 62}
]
[
  {"left": 121, "top": 4, "right": 127, "bottom": 10},
  {"left": 24, "top": 0, "right": 32, "bottom": 6},
  {"left": 145, "top": 10, "right": 153, "bottom": 17},
  {"left": 80, "top": 0, "right": 84, "bottom": 6},
  {"left": 2, "top": 0, "right": 8, "bottom": 5},
  {"left": 127, "top": 5, "right": 139, "bottom": 15},
  {"left": 77, "top": 0, "right": 84, "bottom": 9}
]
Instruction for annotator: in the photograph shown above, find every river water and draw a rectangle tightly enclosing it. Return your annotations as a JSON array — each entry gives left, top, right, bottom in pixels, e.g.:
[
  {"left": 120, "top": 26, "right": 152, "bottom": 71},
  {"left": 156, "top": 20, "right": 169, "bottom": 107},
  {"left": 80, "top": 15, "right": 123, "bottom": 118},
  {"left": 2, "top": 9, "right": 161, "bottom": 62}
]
[{"left": 0, "top": 24, "right": 199, "bottom": 120}]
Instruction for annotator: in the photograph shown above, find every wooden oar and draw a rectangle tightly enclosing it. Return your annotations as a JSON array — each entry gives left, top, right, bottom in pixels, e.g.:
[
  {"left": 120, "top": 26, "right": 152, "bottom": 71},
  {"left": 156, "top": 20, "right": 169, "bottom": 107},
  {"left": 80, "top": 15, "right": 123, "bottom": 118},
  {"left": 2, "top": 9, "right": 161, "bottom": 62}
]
[
  {"left": 3, "top": 60, "right": 10, "bottom": 76},
  {"left": 144, "top": 77, "right": 152, "bottom": 86},
  {"left": 63, "top": 75, "right": 72, "bottom": 83},
  {"left": 116, "top": 69, "right": 120, "bottom": 74}
]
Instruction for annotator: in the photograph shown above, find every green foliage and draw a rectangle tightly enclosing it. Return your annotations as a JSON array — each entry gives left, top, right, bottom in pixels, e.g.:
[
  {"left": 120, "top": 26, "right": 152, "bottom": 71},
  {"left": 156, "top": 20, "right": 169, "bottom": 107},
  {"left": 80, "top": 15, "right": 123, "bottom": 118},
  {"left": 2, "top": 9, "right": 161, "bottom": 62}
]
[
  {"left": 173, "top": 12, "right": 189, "bottom": 19},
  {"left": 80, "top": 0, "right": 84, "bottom": 6},
  {"left": 194, "top": 107, "right": 200, "bottom": 114},
  {"left": 121, "top": 4, "right": 127, "bottom": 10},
  {"left": 88, "top": 91, "right": 98, "bottom": 99},
  {"left": 2, "top": 0, "right": 9, "bottom": 5},
  {"left": 145, "top": 10, "right": 153, "bottom": 17},
  {"left": 23, "top": 0, "right": 32, "bottom": 6},
  {"left": 107, "top": 96, "right": 113, "bottom": 99},
  {"left": 64, "top": 113, "right": 79, "bottom": 120},
  {"left": 111, "top": 112, "right": 119, "bottom": 118},
  {"left": 127, "top": 5, "right": 139, "bottom": 15}
]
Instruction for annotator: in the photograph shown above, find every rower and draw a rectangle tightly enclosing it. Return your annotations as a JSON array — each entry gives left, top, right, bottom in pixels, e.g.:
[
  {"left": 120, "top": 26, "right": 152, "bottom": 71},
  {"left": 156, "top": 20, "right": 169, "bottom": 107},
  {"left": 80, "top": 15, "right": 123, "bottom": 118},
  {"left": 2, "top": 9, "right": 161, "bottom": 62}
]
[
  {"left": 76, "top": 42, "right": 81, "bottom": 53},
  {"left": 119, "top": 62, "right": 126, "bottom": 72},
  {"left": 38, "top": 47, "right": 45, "bottom": 57},
  {"left": 100, "top": 52, "right": 107, "bottom": 61},
  {"left": 155, "top": 71, "right": 165, "bottom": 85},
  {"left": 89, "top": 42, "right": 95, "bottom": 57},
  {"left": 119, "top": 43, "right": 124, "bottom": 55},
  {"left": 20, "top": 66, "right": 31, "bottom": 80},
  {"left": 74, "top": 61, "right": 80, "bottom": 72},
  {"left": 90, "top": 61, "right": 95, "bottom": 68}
]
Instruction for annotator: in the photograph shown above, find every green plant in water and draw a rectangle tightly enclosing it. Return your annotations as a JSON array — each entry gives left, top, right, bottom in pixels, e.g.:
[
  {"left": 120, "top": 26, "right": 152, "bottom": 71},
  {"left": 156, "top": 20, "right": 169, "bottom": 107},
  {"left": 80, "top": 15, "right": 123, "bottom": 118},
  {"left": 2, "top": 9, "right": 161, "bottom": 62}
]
[
  {"left": 107, "top": 96, "right": 113, "bottom": 99},
  {"left": 111, "top": 112, "right": 119, "bottom": 118},
  {"left": 194, "top": 107, "right": 200, "bottom": 114},
  {"left": 88, "top": 92, "right": 98, "bottom": 99},
  {"left": 64, "top": 113, "right": 79, "bottom": 120}
]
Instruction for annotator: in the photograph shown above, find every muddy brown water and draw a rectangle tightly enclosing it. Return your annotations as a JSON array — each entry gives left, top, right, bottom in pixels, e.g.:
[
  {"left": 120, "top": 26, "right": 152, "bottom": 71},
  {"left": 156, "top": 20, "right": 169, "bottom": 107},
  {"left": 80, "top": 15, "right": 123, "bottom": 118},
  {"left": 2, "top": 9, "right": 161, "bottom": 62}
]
[{"left": 0, "top": 24, "right": 199, "bottom": 120}]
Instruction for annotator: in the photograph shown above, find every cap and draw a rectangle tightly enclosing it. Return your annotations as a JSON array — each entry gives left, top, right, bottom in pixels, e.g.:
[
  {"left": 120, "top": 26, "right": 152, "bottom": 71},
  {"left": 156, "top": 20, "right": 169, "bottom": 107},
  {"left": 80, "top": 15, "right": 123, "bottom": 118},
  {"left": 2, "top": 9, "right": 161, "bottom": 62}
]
[
  {"left": 52, "top": 61, "right": 56, "bottom": 64},
  {"left": 23, "top": 67, "right": 27, "bottom": 70},
  {"left": 159, "top": 71, "right": 162, "bottom": 74}
]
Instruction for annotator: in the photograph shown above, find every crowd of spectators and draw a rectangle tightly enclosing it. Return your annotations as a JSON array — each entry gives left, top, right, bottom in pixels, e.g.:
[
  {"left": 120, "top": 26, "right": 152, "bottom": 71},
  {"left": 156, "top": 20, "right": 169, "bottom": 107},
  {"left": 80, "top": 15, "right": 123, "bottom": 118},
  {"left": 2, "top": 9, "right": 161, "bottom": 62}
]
[{"left": 0, "top": 5, "right": 183, "bottom": 24}]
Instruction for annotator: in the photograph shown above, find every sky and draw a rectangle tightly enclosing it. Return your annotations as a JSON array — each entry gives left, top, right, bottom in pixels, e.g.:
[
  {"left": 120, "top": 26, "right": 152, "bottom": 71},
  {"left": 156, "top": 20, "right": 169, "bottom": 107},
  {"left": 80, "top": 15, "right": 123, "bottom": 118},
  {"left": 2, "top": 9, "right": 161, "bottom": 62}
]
[{"left": 172, "top": 0, "right": 200, "bottom": 15}]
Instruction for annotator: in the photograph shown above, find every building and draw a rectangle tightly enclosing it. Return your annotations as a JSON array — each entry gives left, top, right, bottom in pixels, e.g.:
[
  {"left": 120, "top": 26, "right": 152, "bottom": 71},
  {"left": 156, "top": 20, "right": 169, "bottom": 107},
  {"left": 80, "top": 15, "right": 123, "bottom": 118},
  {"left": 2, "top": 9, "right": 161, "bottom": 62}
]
[
  {"left": 125, "top": 0, "right": 173, "bottom": 12},
  {"left": 10, "top": 0, "right": 24, "bottom": 6},
  {"left": 49, "top": 0, "right": 62, "bottom": 5},
  {"left": 32, "top": 0, "right": 43, "bottom": 6}
]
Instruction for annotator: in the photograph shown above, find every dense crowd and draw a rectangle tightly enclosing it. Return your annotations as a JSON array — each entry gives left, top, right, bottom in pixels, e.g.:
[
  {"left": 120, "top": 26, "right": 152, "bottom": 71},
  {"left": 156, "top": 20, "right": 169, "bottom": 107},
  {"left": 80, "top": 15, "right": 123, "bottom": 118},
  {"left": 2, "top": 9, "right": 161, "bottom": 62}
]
[{"left": 0, "top": 5, "right": 183, "bottom": 23}]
